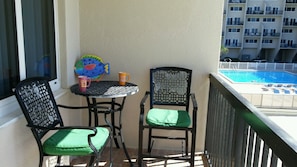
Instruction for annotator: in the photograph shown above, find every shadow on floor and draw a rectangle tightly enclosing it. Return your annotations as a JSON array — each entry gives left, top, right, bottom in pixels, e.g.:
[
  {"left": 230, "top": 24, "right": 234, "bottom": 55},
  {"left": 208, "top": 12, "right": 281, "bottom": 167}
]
[{"left": 70, "top": 148, "right": 207, "bottom": 167}]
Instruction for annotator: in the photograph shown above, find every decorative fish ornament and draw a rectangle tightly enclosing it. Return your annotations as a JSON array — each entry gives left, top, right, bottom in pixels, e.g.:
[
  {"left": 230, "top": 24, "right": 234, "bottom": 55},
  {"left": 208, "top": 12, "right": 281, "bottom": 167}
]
[{"left": 74, "top": 54, "right": 110, "bottom": 81}]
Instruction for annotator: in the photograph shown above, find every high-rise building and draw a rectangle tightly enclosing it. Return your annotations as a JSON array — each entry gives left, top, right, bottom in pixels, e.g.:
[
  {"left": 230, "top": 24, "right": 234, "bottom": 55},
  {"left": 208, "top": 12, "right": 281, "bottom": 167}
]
[{"left": 222, "top": 0, "right": 297, "bottom": 62}]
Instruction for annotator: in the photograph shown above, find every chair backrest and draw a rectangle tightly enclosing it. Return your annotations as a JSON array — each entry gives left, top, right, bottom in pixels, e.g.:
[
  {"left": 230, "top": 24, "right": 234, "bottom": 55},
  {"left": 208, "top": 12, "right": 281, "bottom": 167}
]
[
  {"left": 150, "top": 67, "right": 192, "bottom": 109},
  {"left": 14, "top": 77, "right": 63, "bottom": 140}
]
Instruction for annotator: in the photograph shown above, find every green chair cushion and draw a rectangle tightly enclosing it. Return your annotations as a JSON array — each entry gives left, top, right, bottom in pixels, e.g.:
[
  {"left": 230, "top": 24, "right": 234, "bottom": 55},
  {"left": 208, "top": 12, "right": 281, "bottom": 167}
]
[
  {"left": 43, "top": 127, "right": 109, "bottom": 155},
  {"left": 146, "top": 108, "right": 191, "bottom": 127}
]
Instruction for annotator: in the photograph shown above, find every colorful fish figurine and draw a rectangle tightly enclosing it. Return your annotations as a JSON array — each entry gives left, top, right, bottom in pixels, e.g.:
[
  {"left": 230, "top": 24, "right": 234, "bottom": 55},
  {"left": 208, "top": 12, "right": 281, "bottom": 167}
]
[{"left": 74, "top": 54, "right": 110, "bottom": 81}]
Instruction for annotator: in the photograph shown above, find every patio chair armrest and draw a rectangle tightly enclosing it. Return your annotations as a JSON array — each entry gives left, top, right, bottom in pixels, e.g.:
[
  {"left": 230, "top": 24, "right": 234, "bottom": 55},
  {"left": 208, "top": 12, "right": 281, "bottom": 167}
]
[
  {"left": 140, "top": 91, "right": 150, "bottom": 109},
  {"left": 190, "top": 93, "right": 198, "bottom": 128},
  {"left": 139, "top": 91, "right": 150, "bottom": 125},
  {"left": 190, "top": 93, "right": 198, "bottom": 111},
  {"left": 53, "top": 126, "right": 98, "bottom": 132}
]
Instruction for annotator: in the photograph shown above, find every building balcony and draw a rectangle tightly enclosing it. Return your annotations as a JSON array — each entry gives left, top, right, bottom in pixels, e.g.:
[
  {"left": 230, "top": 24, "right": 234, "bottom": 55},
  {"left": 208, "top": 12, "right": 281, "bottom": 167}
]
[
  {"left": 229, "top": 0, "right": 246, "bottom": 3},
  {"left": 245, "top": 32, "right": 261, "bottom": 36},
  {"left": 280, "top": 44, "right": 297, "bottom": 48},
  {"left": 226, "top": 43, "right": 242, "bottom": 48},
  {"left": 243, "top": 44, "right": 259, "bottom": 48},
  {"left": 265, "top": 10, "right": 283, "bottom": 15},
  {"left": 226, "top": 21, "right": 244, "bottom": 25},
  {"left": 263, "top": 32, "right": 281, "bottom": 37},
  {"left": 283, "top": 22, "right": 297, "bottom": 26},
  {"left": 286, "top": 0, "right": 297, "bottom": 3},
  {"left": 262, "top": 43, "right": 276, "bottom": 48},
  {"left": 246, "top": 10, "right": 264, "bottom": 15}
]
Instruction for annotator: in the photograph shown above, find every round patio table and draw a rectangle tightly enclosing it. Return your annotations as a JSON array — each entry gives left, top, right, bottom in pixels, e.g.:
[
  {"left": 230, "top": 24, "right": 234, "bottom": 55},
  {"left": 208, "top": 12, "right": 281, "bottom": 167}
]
[{"left": 70, "top": 81, "right": 139, "bottom": 166}]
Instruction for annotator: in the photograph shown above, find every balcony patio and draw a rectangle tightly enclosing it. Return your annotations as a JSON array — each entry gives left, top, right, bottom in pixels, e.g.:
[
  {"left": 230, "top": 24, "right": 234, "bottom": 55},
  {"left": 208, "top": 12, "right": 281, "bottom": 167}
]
[
  {"left": 65, "top": 72, "right": 297, "bottom": 167},
  {"left": 1, "top": 1, "right": 297, "bottom": 167}
]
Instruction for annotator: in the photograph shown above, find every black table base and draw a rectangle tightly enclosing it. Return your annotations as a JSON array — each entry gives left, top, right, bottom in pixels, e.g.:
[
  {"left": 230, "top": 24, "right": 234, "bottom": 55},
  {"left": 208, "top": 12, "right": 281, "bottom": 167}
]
[{"left": 70, "top": 81, "right": 138, "bottom": 167}]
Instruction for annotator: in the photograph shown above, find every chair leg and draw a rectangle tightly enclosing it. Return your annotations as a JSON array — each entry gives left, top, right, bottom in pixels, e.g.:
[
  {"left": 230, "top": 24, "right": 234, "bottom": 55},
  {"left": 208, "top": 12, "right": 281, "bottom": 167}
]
[
  {"left": 109, "top": 134, "right": 113, "bottom": 167},
  {"left": 190, "top": 146, "right": 195, "bottom": 167},
  {"left": 39, "top": 154, "right": 43, "bottom": 167},
  {"left": 57, "top": 156, "right": 61, "bottom": 164},
  {"left": 147, "top": 128, "right": 152, "bottom": 152},
  {"left": 138, "top": 124, "right": 144, "bottom": 166},
  {"left": 190, "top": 130, "right": 196, "bottom": 167},
  {"left": 88, "top": 156, "right": 95, "bottom": 166},
  {"left": 185, "top": 131, "right": 189, "bottom": 156}
]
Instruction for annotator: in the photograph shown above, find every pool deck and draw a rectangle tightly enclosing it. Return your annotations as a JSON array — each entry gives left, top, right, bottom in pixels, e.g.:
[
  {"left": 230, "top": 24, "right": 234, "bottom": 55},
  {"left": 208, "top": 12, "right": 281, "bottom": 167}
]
[
  {"left": 219, "top": 74, "right": 297, "bottom": 109},
  {"left": 222, "top": 75, "right": 297, "bottom": 141},
  {"left": 231, "top": 83, "right": 297, "bottom": 95},
  {"left": 218, "top": 63, "right": 297, "bottom": 141}
]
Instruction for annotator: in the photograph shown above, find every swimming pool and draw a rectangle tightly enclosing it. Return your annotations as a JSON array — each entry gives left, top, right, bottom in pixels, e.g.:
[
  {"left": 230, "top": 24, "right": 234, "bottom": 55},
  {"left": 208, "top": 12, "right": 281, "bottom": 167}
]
[{"left": 219, "top": 70, "right": 297, "bottom": 84}]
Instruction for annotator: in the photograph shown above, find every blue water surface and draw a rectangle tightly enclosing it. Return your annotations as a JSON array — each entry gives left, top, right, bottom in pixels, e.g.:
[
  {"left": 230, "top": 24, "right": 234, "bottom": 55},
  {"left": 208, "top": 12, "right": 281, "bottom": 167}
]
[{"left": 219, "top": 70, "right": 297, "bottom": 84}]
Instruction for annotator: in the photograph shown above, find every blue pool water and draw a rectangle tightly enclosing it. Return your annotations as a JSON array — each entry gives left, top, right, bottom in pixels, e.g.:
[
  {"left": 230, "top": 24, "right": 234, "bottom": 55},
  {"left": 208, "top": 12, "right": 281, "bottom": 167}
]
[{"left": 219, "top": 70, "right": 297, "bottom": 84}]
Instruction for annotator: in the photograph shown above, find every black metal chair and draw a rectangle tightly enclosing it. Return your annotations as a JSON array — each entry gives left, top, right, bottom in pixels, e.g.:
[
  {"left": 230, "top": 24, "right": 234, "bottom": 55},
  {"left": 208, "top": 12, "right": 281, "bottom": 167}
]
[
  {"left": 14, "top": 77, "right": 113, "bottom": 167},
  {"left": 138, "top": 67, "right": 198, "bottom": 166}
]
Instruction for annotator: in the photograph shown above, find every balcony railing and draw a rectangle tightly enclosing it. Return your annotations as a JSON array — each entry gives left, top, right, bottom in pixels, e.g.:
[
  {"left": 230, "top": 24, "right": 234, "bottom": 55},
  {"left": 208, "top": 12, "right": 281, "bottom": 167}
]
[
  {"left": 229, "top": 0, "right": 246, "bottom": 3},
  {"left": 226, "top": 21, "right": 244, "bottom": 26},
  {"left": 204, "top": 73, "right": 297, "bottom": 166},
  {"left": 263, "top": 33, "right": 281, "bottom": 37},
  {"left": 219, "top": 62, "right": 297, "bottom": 72},
  {"left": 246, "top": 10, "right": 264, "bottom": 15},
  {"left": 265, "top": 11, "right": 283, "bottom": 15},
  {"left": 244, "top": 32, "right": 261, "bottom": 36},
  {"left": 283, "top": 22, "right": 297, "bottom": 26},
  {"left": 286, "top": 0, "right": 297, "bottom": 3},
  {"left": 225, "top": 43, "right": 242, "bottom": 47}
]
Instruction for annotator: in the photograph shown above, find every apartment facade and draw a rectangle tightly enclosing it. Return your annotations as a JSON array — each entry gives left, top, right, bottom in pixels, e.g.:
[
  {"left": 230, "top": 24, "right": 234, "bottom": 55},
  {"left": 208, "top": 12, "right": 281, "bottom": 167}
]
[{"left": 222, "top": 0, "right": 297, "bottom": 62}]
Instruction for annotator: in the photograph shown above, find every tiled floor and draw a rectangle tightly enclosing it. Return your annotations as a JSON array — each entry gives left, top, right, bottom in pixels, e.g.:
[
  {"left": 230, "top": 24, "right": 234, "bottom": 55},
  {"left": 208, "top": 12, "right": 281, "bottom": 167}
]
[{"left": 70, "top": 147, "right": 206, "bottom": 167}]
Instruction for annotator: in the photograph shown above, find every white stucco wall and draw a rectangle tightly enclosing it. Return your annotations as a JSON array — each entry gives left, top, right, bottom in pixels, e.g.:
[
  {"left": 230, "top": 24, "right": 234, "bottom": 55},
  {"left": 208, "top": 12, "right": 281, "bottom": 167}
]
[
  {"left": 79, "top": 0, "right": 223, "bottom": 150},
  {"left": 0, "top": 0, "right": 224, "bottom": 166}
]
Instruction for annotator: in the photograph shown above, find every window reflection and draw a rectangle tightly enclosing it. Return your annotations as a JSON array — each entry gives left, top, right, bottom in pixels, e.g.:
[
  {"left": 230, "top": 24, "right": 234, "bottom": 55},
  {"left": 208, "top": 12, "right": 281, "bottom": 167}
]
[
  {"left": 0, "top": 0, "right": 19, "bottom": 99},
  {"left": 22, "top": 0, "right": 56, "bottom": 79},
  {"left": 0, "top": 0, "right": 57, "bottom": 100}
]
